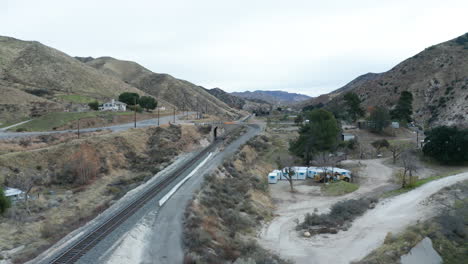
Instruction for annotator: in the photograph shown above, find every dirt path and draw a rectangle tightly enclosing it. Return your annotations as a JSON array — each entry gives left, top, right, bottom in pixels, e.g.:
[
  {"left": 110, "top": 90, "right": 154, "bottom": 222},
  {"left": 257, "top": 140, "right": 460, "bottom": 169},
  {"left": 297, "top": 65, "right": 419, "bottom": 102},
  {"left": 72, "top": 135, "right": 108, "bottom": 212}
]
[{"left": 258, "top": 160, "right": 468, "bottom": 264}]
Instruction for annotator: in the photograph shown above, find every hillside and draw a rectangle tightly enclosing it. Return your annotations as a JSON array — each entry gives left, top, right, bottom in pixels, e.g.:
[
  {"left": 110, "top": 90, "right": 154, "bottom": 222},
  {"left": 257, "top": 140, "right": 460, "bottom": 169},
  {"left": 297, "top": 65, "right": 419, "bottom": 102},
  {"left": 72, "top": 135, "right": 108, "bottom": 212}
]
[
  {"left": 231, "top": 90, "right": 310, "bottom": 105},
  {"left": 0, "top": 36, "right": 146, "bottom": 124},
  {"left": 0, "top": 36, "right": 239, "bottom": 125},
  {"left": 204, "top": 87, "right": 246, "bottom": 109},
  {"left": 300, "top": 33, "right": 468, "bottom": 128},
  {"left": 86, "top": 57, "right": 240, "bottom": 119}
]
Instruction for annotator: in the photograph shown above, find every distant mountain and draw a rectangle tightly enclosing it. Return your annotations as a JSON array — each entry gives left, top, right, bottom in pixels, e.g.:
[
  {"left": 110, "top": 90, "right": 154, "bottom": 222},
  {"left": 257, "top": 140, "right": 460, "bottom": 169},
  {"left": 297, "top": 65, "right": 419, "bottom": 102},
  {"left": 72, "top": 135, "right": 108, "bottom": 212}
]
[
  {"left": 300, "top": 33, "right": 468, "bottom": 128},
  {"left": 86, "top": 57, "right": 240, "bottom": 119},
  {"left": 231, "top": 90, "right": 310, "bottom": 105},
  {"left": 204, "top": 87, "right": 246, "bottom": 109}
]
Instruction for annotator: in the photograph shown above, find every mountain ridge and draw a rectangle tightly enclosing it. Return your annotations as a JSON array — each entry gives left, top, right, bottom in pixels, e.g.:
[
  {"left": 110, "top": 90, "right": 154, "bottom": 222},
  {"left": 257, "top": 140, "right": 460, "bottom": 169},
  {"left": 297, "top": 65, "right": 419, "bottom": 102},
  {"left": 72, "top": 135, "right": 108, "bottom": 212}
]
[
  {"left": 299, "top": 33, "right": 468, "bottom": 128},
  {"left": 231, "top": 90, "right": 310, "bottom": 105}
]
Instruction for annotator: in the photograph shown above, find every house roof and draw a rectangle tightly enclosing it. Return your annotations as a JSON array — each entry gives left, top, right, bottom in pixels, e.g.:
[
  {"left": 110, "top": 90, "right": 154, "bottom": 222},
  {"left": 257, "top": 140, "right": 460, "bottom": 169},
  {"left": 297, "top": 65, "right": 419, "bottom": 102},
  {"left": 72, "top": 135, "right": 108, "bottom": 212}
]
[
  {"left": 103, "top": 100, "right": 127, "bottom": 106},
  {"left": 4, "top": 187, "right": 24, "bottom": 197}
]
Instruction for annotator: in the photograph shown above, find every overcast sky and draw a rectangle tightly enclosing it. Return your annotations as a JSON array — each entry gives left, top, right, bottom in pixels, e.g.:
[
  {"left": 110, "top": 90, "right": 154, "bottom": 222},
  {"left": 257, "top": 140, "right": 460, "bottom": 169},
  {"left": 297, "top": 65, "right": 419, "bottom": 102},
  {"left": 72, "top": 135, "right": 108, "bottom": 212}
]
[{"left": 2, "top": 0, "right": 467, "bottom": 96}]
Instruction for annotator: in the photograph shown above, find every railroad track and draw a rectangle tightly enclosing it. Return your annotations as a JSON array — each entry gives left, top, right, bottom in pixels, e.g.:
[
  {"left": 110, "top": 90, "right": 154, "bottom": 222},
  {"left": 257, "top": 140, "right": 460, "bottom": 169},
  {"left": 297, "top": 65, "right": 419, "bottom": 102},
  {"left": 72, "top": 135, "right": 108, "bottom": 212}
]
[{"left": 47, "top": 124, "right": 241, "bottom": 264}]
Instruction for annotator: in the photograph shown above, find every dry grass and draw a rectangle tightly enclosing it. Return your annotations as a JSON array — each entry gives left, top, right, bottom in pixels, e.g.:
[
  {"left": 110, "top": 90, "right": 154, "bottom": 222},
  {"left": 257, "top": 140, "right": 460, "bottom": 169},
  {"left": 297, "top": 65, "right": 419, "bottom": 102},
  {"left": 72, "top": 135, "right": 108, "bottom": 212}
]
[
  {"left": 0, "top": 124, "right": 209, "bottom": 262},
  {"left": 183, "top": 135, "right": 288, "bottom": 264}
]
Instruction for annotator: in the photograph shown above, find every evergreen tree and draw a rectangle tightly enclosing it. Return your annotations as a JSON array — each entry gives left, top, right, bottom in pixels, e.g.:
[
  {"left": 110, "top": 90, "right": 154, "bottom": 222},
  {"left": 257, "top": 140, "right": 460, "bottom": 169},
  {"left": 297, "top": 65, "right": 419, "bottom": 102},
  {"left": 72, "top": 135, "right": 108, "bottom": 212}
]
[
  {"left": 88, "top": 100, "right": 99, "bottom": 111},
  {"left": 344, "top": 92, "right": 364, "bottom": 121},
  {"left": 423, "top": 126, "right": 468, "bottom": 163},
  {"left": 290, "top": 109, "right": 340, "bottom": 164},
  {"left": 139, "top": 96, "right": 158, "bottom": 111},
  {"left": 391, "top": 91, "right": 413, "bottom": 123},
  {"left": 0, "top": 187, "right": 11, "bottom": 215},
  {"left": 369, "top": 106, "right": 390, "bottom": 133},
  {"left": 118, "top": 92, "right": 140, "bottom": 105}
]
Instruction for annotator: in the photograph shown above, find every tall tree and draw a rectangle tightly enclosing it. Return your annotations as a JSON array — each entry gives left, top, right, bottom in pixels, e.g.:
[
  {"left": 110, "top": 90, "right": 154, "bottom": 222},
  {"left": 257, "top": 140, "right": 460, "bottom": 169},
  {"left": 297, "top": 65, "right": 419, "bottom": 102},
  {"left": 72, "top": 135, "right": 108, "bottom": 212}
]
[
  {"left": 423, "top": 126, "right": 468, "bottom": 164},
  {"left": 118, "top": 92, "right": 140, "bottom": 105},
  {"left": 139, "top": 96, "right": 158, "bottom": 111},
  {"left": 290, "top": 109, "right": 340, "bottom": 165},
  {"left": 88, "top": 100, "right": 99, "bottom": 111},
  {"left": 344, "top": 92, "right": 364, "bottom": 121},
  {"left": 391, "top": 91, "right": 413, "bottom": 123},
  {"left": 369, "top": 106, "right": 390, "bottom": 133},
  {"left": 0, "top": 187, "right": 11, "bottom": 215}
]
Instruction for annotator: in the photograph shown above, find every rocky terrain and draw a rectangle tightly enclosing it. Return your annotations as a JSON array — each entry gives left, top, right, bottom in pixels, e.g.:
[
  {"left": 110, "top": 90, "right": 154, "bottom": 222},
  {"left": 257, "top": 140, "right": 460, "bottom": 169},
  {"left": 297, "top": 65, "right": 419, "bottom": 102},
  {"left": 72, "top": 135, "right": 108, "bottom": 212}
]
[
  {"left": 300, "top": 33, "right": 468, "bottom": 128},
  {"left": 232, "top": 90, "right": 310, "bottom": 105}
]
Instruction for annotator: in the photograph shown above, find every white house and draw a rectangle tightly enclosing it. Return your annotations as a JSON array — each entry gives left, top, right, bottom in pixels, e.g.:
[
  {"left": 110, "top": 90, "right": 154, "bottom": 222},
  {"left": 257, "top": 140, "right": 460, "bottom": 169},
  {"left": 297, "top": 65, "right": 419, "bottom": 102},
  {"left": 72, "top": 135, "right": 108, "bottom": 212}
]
[
  {"left": 99, "top": 99, "right": 127, "bottom": 111},
  {"left": 342, "top": 133, "right": 355, "bottom": 141},
  {"left": 4, "top": 187, "right": 25, "bottom": 201}
]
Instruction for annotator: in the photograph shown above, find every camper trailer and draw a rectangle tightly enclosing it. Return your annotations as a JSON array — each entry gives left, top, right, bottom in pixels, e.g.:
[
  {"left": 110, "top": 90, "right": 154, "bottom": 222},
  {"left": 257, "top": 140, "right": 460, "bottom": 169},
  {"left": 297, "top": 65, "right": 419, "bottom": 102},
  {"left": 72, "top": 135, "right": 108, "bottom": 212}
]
[{"left": 267, "top": 166, "right": 351, "bottom": 184}]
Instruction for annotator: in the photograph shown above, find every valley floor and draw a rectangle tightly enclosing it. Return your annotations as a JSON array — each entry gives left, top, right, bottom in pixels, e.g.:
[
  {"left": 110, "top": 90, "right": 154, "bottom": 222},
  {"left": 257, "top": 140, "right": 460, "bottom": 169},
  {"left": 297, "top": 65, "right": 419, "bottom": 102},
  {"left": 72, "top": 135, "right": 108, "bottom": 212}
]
[{"left": 258, "top": 159, "right": 468, "bottom": 264}]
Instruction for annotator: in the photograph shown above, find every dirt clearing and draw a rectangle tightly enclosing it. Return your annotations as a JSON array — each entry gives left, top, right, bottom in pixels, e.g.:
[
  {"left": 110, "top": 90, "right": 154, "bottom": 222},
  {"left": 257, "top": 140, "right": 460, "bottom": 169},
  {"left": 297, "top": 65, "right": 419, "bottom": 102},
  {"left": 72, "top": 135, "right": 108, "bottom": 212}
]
[{"left": 258, "top": 157, "right": 468, "bottom": 263}]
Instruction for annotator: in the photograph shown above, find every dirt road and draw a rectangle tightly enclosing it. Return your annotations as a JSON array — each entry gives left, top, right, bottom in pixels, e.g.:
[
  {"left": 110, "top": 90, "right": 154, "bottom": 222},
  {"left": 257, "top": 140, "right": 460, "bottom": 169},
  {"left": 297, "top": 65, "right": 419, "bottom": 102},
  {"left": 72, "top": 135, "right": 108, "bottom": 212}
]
[{"left": 258, "top": 159, "right": 468, "bottom": 264}]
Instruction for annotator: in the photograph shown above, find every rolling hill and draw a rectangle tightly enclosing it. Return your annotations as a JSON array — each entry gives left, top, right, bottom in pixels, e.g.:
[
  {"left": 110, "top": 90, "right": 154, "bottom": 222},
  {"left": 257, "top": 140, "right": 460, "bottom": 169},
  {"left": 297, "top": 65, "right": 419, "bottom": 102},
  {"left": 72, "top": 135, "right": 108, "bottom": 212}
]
[
  {"left": 300, "top": 33, "right": 468, "bottom": 128},
  {"left": 85, "top": 57, "right": 240, "bottom": 119},
  {"left": 0, "top": 36, "right": 240, "bottom": 124}
]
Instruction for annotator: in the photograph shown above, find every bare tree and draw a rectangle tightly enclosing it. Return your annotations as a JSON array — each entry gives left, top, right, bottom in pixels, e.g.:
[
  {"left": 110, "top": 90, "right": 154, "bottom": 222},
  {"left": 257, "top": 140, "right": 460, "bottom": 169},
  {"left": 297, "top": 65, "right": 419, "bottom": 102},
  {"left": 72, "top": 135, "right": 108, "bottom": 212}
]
[
  {"left": 66, "top": 144, "right": 100, "bottom": 185},
  {"left": 400, "top": 150, "right": 420, "bottom": 188},
  {"left": 388, "top": 142, "right": 409, "bottom": 164},
  {"left": 276, "top": 154, "right": 296, "bottom": 192},
  {"left": 313, "top": 151, "right": 340, "bottom": 183},
  {"left": 9, "top": 169, "right": 46, "bottom": 214}
]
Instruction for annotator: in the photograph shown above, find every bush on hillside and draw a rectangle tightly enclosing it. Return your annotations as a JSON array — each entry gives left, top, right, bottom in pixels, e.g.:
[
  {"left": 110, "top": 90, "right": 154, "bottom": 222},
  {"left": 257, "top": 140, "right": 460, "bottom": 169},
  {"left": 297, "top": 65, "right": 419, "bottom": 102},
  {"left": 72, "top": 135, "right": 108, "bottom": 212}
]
[
  {"left": 0, "top": 188, "right": 11, "bottom": 214},
  {"left": 422, "top": 126, "right": 468, "bottom": 164}
]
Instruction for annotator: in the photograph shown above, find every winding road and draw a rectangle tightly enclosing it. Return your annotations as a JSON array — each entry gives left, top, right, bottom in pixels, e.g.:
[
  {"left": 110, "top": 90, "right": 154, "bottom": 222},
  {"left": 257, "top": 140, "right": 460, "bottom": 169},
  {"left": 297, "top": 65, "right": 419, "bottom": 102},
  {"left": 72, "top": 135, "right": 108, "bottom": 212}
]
[
  {"left": 30, "top": 118, "right": 262, "bottom": 264},
  {"left": 0, "top": 113, "right": 192, "bottom": 139}
]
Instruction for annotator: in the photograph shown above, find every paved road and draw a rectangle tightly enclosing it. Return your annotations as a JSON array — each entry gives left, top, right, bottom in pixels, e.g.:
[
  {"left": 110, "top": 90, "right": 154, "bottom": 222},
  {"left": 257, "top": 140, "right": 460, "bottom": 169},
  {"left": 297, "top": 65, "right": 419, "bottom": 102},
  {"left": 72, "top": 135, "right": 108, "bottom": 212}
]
[
  {"left": 0, "top": 113, "right": 192, "bottom": 139},
  {"left": 140, "top": 124, "right": 262, "bottom": 264}
]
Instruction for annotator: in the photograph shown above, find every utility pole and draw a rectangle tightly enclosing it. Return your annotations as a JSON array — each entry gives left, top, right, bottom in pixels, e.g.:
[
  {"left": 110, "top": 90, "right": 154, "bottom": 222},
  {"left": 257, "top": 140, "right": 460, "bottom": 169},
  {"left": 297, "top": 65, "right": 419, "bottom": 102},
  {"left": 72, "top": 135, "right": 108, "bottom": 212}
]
[
  {"left": 134, "top": 97, "right": 137, "bottom": 128},
  {"left": 173, "top": 107, "right": 176, "bottom": 123},
  {"left": 416, "top": 130, "right": 419, "bottom": 148},
  {"left": 77, "top": 118, "right": 80, "bottom": 139},
  {"left": 157, "top": 107, "right": 160, "bottom": 126}
]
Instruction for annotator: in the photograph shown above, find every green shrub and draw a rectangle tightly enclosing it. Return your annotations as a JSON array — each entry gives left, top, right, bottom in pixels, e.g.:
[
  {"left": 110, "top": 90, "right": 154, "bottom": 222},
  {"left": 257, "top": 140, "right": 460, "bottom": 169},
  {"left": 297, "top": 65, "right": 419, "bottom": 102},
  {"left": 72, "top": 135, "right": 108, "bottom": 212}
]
[
  {"left": 0, "top": 187, "right": 11, "bottom": 214},
  {"left": 298, "top": 198, "right": 376, "bottom": 230}
]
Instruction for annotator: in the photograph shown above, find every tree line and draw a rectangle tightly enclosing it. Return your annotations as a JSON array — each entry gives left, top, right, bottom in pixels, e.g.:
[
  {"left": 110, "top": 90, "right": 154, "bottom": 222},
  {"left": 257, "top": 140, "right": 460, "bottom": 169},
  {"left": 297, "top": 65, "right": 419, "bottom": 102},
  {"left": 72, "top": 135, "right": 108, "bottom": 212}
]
[{"left": 88, "top": 92, "right": 158, "bottom": 112}]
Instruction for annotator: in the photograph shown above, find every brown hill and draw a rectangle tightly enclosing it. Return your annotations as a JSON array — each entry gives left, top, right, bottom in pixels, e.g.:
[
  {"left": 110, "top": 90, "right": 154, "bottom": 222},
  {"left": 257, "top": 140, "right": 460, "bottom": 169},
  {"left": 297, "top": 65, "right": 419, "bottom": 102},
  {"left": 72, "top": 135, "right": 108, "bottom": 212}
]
[
  {"left": 0, "top": 36, "right": 146, "bottom": 123},
  {"left": 85, "top": 57, "right": 240, "bottom": 119},
  {"left": 301, "top": 33, "right": 468, "bottom": 128},
  {"left": 0, "top": 36, "right": 239, "bottom": 124}
]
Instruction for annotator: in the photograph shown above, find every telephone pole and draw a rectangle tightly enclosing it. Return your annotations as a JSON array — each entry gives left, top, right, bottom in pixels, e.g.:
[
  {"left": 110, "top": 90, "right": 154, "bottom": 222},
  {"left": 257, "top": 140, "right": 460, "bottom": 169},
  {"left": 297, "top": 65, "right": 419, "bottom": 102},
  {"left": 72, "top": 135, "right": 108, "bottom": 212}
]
[
  {"left": 77, "top": 118, "right": 80, "bottom": 139},
  {"left": 173, "top": 107, "right": 176, "bottom": 123},
  {"left": 157, "top": 107, "right": 160, "bottom": 126},
  {"left": 134, "top": 97, "right": 137, "bottom": 128}
]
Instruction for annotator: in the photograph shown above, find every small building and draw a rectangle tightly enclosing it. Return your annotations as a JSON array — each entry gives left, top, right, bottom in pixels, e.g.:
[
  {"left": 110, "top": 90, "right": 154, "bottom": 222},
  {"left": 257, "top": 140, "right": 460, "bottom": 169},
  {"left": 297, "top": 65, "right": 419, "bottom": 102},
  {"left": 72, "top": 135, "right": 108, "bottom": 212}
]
[
  {"left": 391, "top": 122, "right": 400, "bottom": 128},
  {"left": 4, "top": 187, "right": 25, "bottom": 201},
  {"left": 99, "top": 99, "right": 127, "bottom": 111},
  {"left": 342, "top": 133, "right": 355, "bottom": 141},
  {"left": 268, "top": 172, "right": 278, "bottom": 184}
]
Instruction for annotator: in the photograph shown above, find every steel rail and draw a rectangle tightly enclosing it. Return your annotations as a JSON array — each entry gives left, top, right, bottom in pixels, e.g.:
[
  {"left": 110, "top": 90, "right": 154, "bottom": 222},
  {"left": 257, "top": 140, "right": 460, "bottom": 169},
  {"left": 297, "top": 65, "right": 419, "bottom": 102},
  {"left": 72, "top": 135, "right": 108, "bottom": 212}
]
[{"left": 47, "top": 124, "right": 241, "bottom": 264}]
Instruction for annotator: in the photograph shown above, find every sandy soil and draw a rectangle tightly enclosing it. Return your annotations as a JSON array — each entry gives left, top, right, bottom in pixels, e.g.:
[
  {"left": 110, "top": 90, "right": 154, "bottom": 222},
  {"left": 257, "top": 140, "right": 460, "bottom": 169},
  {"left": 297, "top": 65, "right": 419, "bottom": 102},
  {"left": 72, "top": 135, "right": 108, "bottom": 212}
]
[{"left": 258, "top": 159, "right": 468, "bottom": 264}]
